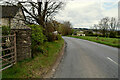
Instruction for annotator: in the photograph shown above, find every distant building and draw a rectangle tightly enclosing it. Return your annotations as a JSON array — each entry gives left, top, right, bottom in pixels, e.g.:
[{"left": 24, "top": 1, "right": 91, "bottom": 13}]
[
  {"left": 76, "top": 31, "right": 85, "bottom": 36},
  {"left": 53, "top": 31, "right": 58, "bottom": 35},
  {"left": 0, "top": 5, "right": 28, "bottom": 29}
]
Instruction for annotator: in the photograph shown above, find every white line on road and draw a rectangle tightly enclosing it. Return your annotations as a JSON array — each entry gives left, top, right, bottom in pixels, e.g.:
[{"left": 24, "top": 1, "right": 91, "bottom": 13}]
[{"left": 107, "top": 57, "right": 118, "bottom": 65}]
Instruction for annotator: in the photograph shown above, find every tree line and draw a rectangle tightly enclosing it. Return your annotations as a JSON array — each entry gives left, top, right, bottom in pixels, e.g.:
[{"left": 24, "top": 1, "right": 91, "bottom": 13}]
[{"left": 93, "top": 17, "right": 119, "bottom": 38}]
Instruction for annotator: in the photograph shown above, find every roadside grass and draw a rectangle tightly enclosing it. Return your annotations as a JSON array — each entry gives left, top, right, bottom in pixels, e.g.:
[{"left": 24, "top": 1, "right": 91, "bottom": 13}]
[
  {"left": 2, "top": 39, "right": 64, "bottom": 78},
  {"left": 68, "top": 35, "right": 119, "bottom": 48}
]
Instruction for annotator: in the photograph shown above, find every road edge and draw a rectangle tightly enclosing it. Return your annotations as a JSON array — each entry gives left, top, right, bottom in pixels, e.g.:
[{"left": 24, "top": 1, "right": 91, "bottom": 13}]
[
  {"left": 68, "top": 36, "right": 119, "bottom": 48},
  {"left": 43, "top": 40, "right": 66, "bottom": 78}
]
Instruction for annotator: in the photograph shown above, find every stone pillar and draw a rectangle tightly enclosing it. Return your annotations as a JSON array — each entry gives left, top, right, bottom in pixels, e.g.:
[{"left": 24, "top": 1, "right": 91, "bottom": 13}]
[{"left": 11, "top": 29, "right": 31, "bottom": 61}]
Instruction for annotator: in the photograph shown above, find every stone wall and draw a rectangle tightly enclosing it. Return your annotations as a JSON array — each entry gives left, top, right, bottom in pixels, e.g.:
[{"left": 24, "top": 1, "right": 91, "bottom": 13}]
[
  {"left": 0, "top": 18, "right": 10, "bottom": 26},
  {"left": 11, "top": 29, "right": 31, "bottom": 61},
  {"left": 11, "top": 9, "right": 26, "bottom": 29}
]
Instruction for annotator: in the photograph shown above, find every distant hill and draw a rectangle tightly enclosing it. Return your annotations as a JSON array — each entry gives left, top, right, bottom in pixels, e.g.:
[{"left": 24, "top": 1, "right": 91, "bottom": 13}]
[{"left": 73, "top": 28, "right": 89, "bottom": 30}]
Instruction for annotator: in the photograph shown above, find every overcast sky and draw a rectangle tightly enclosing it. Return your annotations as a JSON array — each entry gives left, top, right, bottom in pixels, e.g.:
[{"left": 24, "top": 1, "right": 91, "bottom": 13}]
[
  {"left": 55, "top": 0, "right": 119, "bottom": 28},
  {"left": 0, "top": 0, "right": 119, "bottom": 28}
]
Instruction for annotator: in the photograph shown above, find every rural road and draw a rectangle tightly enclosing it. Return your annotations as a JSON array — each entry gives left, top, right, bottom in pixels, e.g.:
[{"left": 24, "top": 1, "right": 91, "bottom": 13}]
[{"left": 53, "top": 37, "right": 118, "bottom": 78}]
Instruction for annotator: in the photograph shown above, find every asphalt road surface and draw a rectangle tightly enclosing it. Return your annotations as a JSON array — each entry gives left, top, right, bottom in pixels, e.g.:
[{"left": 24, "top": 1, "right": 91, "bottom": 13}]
[{"left": 53, "top": 37, "right": 118, "bottom": 78}]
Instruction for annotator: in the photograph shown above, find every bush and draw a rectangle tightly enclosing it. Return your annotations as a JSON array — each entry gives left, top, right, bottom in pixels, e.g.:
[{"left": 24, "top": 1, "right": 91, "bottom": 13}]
[
  {"left": 36, "top": 45, "right": 48, "bottom": 54},
  {"left": 1, "top": 26, "right": 11, "bottom": 57},
  {"left": 73, "top": 31, "right": 77, "bottom": 35},
  {"left": 2, "top": 26, "right": 11, "bottom": 35},
  {"left": 28, "top": 24, "right": 47, "bottom": 56},
  {"left": 47, "top": 33, "right": 56, "bottom": 42},
  {"left": 56, "top": 34, "right": 62, "bottom": 40},
  {"left": 109, "top": 31, "right": 117, "bottom": 38},
  {"left": 90, "top": 34, "right": 103, "bottom": 37},
  {"left": 29, "top": 24, "right": 46, "bottom": 44},
  {"left": 84, "top": 30, "right": 93, "bottom": 36}
]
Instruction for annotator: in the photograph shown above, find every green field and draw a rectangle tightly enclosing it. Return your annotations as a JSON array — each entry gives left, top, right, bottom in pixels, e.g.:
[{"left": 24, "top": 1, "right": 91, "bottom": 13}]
[
  {"left": 2, "top": 39, "right": 64, "bottom": 78},
  {"left": 68, "top": 35, "right": 119, "bottom": 48}
]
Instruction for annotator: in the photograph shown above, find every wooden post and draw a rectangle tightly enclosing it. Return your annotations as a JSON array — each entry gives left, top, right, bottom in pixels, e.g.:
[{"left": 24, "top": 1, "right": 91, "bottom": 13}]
[{"left": 14, "top": 32, "right": 17, "bottom": 64}]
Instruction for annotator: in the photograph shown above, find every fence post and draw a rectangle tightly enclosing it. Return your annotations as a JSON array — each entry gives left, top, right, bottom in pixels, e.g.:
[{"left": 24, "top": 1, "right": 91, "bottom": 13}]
[{"left": 14, "top": 32, "right": 17, "bottom": 64}]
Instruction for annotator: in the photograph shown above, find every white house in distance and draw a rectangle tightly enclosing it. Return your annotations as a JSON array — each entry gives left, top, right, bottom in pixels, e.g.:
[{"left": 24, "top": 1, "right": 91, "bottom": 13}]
[
  {"left": 53, "top": 31, "right": 58, "bottom": 35},
  {"left": 76, "top": 31, "right": 85, "bottom": 36}
]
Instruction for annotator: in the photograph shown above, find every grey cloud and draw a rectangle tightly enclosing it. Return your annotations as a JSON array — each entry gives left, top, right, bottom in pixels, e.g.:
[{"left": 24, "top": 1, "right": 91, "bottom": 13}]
[{"left": 55, "top": 1, "right": 118, "bottom": 28}]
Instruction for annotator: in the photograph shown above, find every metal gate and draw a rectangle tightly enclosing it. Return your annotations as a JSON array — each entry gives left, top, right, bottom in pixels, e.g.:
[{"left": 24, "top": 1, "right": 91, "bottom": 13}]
[{"left": 0, "top": 33, "right": 16, "bottom": 71}]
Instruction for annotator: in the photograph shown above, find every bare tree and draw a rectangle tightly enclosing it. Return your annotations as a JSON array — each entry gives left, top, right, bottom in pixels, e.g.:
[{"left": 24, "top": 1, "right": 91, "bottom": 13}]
[
  {"left": 93, "top": 24, "right": 98, "bottom": 33},
  {"left": 1, "top": 0, "right": 64, "bottom": 28},
  {"left": 61, "top": 21, "right": 73, "bottom": 35},
  {"left": 98, "top": 17, "right": 110, "bottom": 37},
  {"left": 108, "top": 17, "right": 118, "bottom": 37},
  {"left": 118, "top": 18, "right": 120, "bottom": 30},
  {"left": 109, "top": 17, "right": 118, "bottom": 31},
  {"left": 97, "top": 17, "right": 119, "bottom": 37},
  {"left": 19, "top": 0, "right": 64, "bottom": 28}
]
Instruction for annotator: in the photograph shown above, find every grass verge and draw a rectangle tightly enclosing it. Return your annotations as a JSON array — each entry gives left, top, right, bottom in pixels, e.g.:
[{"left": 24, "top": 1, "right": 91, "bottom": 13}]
[
  {"left": 68, "top": 35, "right": 119, "bottom": 48},
  {"left": 2, "top": 39, "right": 64, "bottom": 78}
]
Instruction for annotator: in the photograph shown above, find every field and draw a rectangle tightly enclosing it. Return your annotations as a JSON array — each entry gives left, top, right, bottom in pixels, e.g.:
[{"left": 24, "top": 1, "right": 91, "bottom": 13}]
[
  {"left": 68, "top": 35, "right": 119, "bottom": 48},
  {"left": 2, "top": 39, "right": 64, "bottom": 78}
]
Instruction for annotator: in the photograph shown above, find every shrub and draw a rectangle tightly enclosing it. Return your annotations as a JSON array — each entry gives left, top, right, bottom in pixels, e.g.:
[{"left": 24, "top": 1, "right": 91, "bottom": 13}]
[
  {"left": 36, "top": 45, "right": 48, "bottom": 54},
  {"left": 1, "top": 26, "right": 11, "bottom": 57},
  {"left": 84, "top": 30, "right": 93, "bottom": 36},
  {"left": 28, "top": 24, "right": 47, "bottom": 56},
  {"left": 47, "top": 33, "right": 56, "bottom": 42},
  {"left": 29, "top": 24, "right": 46, "bottom": 44},
  {"left": 2, "top": 26, "right": 11, "bottom": 35},
  {"left": 73, "top": 31, "right": 77, "bottom": 35},
  {"left": 109, "top": 31, "right": 117, "bottom": 38},
  {"left": 90, "top": 34, "right": 103, "bottom": 37},
  {"left": 56, "top": 34, "right": 62, "bottom": 40}
]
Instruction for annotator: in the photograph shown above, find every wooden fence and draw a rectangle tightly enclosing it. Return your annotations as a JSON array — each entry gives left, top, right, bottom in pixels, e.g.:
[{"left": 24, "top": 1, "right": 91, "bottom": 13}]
[{"left": 0, "top": 33, "right": 16, "bottom": 71}]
